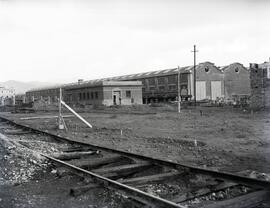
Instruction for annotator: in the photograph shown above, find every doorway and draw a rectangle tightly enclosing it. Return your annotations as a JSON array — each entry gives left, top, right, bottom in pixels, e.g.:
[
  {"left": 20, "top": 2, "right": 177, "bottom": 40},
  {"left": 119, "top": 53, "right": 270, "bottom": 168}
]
[{"left": 113, "top": 91, "right": 121, "bottom": 105}]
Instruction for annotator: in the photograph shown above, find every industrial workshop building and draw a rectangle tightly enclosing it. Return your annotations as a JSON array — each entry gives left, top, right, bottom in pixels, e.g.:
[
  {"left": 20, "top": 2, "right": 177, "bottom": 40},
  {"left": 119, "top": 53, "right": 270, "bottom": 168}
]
[
  {"left": 250, "top": 62, "right": 270, "bottom": 109},
  {"left": 25, "top": 86, "right": 61, "bottom": 104},
  {"left": 222, "top": 63, "right": 250, "bottom": 102},
  {"left": 106, "top": 66, "right": 192, "bottom": 103},
  {"left": 193, "top": 62, "right": 224, "bottom": 101},
  {"left": 110, "top": 62, "right": 226, "bottom": 102},
  {"left": 26, "top": 81, "right": 143, "bottom": 106}
]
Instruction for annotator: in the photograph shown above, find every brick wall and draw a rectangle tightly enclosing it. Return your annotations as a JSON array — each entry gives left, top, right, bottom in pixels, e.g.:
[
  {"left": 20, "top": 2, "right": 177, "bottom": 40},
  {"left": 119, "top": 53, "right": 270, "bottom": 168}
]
[{"left": 250, "top": 62, "right": 270, "bottom": 109}]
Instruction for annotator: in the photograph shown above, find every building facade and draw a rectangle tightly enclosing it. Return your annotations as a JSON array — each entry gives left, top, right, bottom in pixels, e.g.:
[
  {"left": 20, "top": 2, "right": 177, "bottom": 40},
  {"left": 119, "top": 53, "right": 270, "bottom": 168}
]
[
  {"left": 222, "top": 63, "right": 250, "bottom": 101},
  {"left": 26, "top": 81, "right": 143, "bottom": 106},
  {"left": 193, "top": 62, "right": 224, "bottom": 101},
  {"left": 25, "top": 86, "right": 61, "bottom": 104},
  {"left": 250, "top": 62, "right": 270, "bottom": 109},
  {"left": 0, "top": 86, "right": 15, "bottom": 106},
  {"left": 64, "top": 81, "right": 143, "bottom": 106}
]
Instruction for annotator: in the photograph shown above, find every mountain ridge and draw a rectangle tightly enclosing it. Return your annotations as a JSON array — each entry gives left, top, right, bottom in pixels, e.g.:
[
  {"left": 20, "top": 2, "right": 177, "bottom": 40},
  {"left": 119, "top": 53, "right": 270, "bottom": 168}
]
[{"left": 0, "top": 80, "right": 58, "bottom": 94}]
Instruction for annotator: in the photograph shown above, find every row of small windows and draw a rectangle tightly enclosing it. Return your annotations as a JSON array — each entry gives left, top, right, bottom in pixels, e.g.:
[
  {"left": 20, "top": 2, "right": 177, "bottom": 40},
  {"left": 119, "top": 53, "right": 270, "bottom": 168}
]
[
  {"left": 147, "top": 85, "right": 177, "bottom": 91},
  {"left": 141, "top": 74, "right": 188, "bottom": 86},
  {"left": 205, "top": 67, "right": 240, "bottom": 73},
  {"left": 79, "top": 92, "right": 98, "bottom": 100}
]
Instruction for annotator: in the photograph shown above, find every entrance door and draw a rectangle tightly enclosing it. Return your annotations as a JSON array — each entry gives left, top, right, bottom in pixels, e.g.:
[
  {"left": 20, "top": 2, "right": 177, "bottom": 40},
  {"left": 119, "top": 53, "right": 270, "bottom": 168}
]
[
  {"left": 113, "top": 91, "right": 121, "bottom": 105},
  {"left": 196, "top": 81, "right": 206, "bottom": 100},
  {"left": 211, "top": 81, "right": 222, "bottom": 100}
]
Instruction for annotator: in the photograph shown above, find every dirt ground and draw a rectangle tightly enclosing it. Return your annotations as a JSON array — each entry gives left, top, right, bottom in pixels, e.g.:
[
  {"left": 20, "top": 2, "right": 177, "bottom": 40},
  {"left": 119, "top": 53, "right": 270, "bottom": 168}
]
[
  {"left": 1, "top": 104, "right": 270, "bottom": 207},
  {"left": 3, "top": 105, "right": 270, "bottom": 173}
]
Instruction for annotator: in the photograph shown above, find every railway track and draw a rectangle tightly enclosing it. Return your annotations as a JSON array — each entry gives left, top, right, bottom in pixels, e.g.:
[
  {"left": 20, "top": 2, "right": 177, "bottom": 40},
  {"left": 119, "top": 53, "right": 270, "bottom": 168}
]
[{"left": 0, "top": 116, "right": 269, "bottom": 208}]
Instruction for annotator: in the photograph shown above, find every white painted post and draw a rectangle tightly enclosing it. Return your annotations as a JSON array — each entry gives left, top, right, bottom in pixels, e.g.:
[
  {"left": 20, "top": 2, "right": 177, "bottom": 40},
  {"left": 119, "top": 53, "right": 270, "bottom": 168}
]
[
  {"left": 178, "top": 66, "right": 181, "bottom": 114},
  {"left": 61, "top": 100, "right": 93, "bottom": 128},
  {"left": 58, "top": 88, "right": 64, "bottom": 130}
]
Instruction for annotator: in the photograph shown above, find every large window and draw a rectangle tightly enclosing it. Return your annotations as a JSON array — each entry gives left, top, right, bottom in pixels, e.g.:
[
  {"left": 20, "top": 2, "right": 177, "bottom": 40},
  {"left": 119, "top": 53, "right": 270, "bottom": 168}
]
[
  {"left": 159, "top": 86, "right": 165, "bottom": 91},
  {"left": 169, "top": 85, "right": 176, "bottom": 90},
  {"left": 148, "top": 78, "right": 155, "bottom": 85},
  {"left": 168, "top": 75, "right": 177, "bottom": 84},
  {"left": 91, "top": 92, "right": 94, "bottom": 99},
  {"left": 126, "top": 90, "right": 131, "bottom": 98},
  {"left": 95, "top": 92, "right": 98, "bottom": 99},
  {"left": 180, "top": 73, "right": 188, "bottom": 83},
  {"left": 157, "top": 77, "right": 165, "bottom": 85}
]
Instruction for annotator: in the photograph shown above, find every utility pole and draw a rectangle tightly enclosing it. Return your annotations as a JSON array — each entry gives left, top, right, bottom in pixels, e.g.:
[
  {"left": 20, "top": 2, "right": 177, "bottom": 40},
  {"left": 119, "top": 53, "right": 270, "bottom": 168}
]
[
  {"left": 59, "top": 88, "right": 62, "bottom": 118},
  {"left": 191, "top": 45, "right": 198, "bottom": 106},
  {"left": 177, "top": 66, "right": 181, "bottom": 113}
]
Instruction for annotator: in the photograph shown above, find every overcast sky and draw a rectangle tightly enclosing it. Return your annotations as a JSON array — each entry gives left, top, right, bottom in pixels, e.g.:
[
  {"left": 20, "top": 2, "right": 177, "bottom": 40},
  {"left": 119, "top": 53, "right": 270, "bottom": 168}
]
[{"left": 0, "top": 0, "right": 269, "bottom": 83}]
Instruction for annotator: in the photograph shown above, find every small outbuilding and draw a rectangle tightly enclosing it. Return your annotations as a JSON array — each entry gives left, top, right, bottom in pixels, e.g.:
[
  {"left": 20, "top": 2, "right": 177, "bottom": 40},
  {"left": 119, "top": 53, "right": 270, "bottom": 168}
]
[{"left": 64, "top": 81, "right": 143, "bottom": 106}]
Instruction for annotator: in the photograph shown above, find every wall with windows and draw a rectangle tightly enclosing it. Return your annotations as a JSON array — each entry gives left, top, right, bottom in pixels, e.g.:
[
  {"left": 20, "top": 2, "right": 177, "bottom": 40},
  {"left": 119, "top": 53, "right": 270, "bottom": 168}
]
[
  {"left": 25, "top": 88, "right": 60, "bottom": 104},
  {"left": 103, "top": 86, "right": 142, "bottom": 106},
  {"left": 135, "top": 73, "right": 190, "bottom": 103},
  {"left": 64, "top": 87, "right": 103, "bottom": 106}
]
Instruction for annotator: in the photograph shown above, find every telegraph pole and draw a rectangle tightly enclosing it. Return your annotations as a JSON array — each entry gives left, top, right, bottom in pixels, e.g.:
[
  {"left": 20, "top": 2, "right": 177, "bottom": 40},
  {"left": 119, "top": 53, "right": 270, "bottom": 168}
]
[
  {"left": 177, "top": 66, "right": 181, "bottom": 113},
  {"left": 191, "top": 45, "right": 198, "bottom": 106}
]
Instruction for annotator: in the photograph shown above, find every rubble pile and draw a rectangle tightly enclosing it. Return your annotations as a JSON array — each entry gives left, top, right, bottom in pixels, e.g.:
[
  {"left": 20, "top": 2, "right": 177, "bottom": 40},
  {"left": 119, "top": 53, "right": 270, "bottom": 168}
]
[{"left": 0, "top": 134, "right": 50, "bottom": 185}]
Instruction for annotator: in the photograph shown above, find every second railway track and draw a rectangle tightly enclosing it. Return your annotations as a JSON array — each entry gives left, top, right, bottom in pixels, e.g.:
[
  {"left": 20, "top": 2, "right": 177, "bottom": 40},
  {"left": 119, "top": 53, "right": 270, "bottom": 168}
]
[{"left": 0, "top": 116, "right": 269, "bottom": 208}]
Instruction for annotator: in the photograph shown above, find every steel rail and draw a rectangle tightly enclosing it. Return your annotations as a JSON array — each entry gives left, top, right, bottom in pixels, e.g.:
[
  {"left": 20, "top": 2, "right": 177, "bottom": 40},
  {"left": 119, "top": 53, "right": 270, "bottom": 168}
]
[
  {"left": 1, "top": 116, "right": 270, "bottom": 190},
  {"left": 40, "top": 153, "right": 184, "bottom": 208}
]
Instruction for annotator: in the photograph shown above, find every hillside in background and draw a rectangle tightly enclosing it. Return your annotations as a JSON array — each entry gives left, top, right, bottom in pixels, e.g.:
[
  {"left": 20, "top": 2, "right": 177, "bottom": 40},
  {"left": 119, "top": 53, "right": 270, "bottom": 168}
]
[{"left": 0, "top": 80, "right": 58, "bottom": 94}]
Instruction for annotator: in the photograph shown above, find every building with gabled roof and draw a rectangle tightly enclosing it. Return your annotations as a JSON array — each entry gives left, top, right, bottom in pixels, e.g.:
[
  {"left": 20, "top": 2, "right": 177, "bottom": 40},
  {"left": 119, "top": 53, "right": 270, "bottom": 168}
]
[{"left": 222, "top": 63, "right": 250, "bottom": 101}]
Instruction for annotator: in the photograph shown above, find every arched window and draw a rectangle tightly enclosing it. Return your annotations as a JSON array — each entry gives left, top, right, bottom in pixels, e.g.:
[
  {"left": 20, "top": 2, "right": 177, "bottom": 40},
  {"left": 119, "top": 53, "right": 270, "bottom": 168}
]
[
  {"left": 235, "top": 67, "right": 239, "bottom": 73},
  {"left": 205, "top": 67, "right": 209, "bottom": 72}
]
